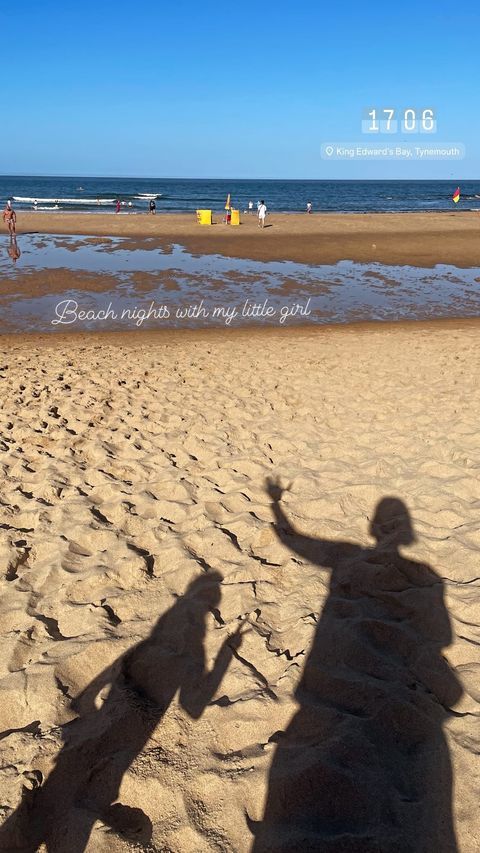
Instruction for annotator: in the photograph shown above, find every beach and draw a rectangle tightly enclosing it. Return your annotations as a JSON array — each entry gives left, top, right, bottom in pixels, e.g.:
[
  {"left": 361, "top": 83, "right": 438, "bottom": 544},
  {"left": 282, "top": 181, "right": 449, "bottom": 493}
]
[
  {"left": 4, "top": 0, "right": 480, "bottom": 848},
  {"left": 14, "top": 210, "right": 480, "bottom": 267},
  {"left": 0, "top": 320, "right": 479, "bottom": 851}
]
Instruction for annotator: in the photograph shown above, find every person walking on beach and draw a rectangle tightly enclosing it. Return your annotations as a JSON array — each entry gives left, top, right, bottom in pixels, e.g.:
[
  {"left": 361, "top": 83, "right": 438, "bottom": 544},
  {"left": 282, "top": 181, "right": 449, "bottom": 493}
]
[
  {"left": 258, "top": 200, "right": 267, "bottom": 229},
  {"left": 306, "top": 201, "right": 312, "bottom": 214},
  {"left": 115, "top": 199, "right": 121, "bottom": 214},
  {"left": 3, "top": 200, "right": 16, "bottom": 234},
  {"left": 248, "top": 200, "right": 254, "bottom": 213},
  {"left": 149, "top": 199, "right": 156, "bottom": 214}
]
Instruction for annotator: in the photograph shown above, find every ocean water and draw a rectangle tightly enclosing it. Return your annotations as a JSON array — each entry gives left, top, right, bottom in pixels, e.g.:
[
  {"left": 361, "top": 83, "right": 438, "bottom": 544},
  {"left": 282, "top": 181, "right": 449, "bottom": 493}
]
[{"left": 1, "top": 177, "right": 480, "bottom": 214}]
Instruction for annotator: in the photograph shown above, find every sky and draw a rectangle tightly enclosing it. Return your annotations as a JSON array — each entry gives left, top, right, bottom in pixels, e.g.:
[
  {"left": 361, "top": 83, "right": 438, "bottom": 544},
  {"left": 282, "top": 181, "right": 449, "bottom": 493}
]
[{"left": 1, "top": 1, "right": 479, "bottom": 178}]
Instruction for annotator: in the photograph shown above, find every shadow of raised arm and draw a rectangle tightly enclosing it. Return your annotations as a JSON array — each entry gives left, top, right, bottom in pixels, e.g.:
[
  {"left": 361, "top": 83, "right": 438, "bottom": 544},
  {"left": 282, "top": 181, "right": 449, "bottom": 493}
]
[{"left": 266, "top": 477, "right": 337, "bottom": 568}]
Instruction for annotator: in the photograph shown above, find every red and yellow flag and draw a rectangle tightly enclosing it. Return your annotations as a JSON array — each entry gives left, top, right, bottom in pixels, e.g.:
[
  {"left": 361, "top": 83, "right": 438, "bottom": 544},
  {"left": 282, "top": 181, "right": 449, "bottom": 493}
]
[{"left": 452, "top": 187, "right": 460, "bottom": 204}]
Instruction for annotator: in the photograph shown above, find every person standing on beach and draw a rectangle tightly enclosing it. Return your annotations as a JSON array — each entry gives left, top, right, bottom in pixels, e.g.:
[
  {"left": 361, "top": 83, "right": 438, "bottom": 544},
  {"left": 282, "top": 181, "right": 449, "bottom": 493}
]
[
  {"left": 306, "top": 201, "right": 312, "bottom": 214},
  {"left": 3, "top": 200, "right": 16, "bottom": 234},
  {"left": 248, "top": 200, "right": 254, "bottom": 213},
  {"left": 149, "top": 199, "right": 156, "bottom": 214},
  {"left": 258, "top": 200, "right": 267, "bottom": 228},
  {"left": 115, "top": 199, "right": 121, "bottom": 214}
]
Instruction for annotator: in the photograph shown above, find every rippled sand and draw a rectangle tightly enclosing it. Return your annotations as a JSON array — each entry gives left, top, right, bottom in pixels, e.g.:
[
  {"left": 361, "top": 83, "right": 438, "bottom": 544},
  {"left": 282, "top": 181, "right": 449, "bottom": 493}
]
[{"left": 0, "top": 322, "right": 479, "bottom": 852}]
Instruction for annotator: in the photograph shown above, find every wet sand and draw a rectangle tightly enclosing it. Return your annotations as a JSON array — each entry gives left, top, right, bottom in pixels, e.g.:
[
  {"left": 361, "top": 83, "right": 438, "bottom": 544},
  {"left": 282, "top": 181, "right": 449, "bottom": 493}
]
[
  {"left": 13, "top": 210, "right": 480, "bottom": 267},
  {"left": 2, "top": 233, "right": 480, "bottom": 334},
  {"left": 0, "top": 320, "right": 479, "bottom": 852}
]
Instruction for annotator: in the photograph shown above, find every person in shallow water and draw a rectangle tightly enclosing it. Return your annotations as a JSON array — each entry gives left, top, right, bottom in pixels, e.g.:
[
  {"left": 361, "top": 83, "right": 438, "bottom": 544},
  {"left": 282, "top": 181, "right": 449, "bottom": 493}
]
[{"left": 250, "top": 480, "right": 462, "bottom": 853}]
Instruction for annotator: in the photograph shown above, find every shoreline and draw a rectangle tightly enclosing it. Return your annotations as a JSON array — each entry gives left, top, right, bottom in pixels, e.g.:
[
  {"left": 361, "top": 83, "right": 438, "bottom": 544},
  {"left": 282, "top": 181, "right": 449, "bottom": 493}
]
[
  {"left": 2, "top": 315, "right": 479, "bottom": 348},
  {"left": 11, "top": 210, "right": 480, "bottom": 267}
]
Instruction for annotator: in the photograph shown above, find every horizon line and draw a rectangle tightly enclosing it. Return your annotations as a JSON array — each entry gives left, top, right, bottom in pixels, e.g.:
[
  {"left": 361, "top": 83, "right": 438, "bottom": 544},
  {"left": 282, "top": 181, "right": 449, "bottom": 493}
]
[{"left": 0, "top": 174, "right": 475, "bottom": 182}]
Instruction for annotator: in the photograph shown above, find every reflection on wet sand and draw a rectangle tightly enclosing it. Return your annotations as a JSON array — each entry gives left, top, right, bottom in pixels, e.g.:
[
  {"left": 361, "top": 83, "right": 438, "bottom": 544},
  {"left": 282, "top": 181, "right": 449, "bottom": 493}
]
[
  {"left": 1, "top": 234, "right": 479, "bottom": 333},
  {"left": 7, "top": 235, "right": 21, "bottom": 264}
]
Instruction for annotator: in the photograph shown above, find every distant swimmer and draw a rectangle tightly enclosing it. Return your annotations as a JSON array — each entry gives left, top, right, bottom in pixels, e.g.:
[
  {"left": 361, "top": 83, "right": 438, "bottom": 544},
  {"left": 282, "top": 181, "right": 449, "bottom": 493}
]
[
  {"left": 149, "top": 199, "right": 156, "bottom": 214},
  {"left": 306, "top": 201, "right": 312, "bottom": 214},
  {"left": 3, "top": 200, "right": 16, "bottom": 234},
  {"left": 258, "top": 200, "right": 267, "bottom": 229},
  {"left": 7, "top": 235, "right": 20, "bottom": 264}
]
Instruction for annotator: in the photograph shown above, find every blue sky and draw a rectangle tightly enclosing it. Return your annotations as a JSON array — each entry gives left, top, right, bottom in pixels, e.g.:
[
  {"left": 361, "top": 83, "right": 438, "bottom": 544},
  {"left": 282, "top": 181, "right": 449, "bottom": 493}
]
[{"left": 1, "top": 1, "right": 479, "bottom": 178}]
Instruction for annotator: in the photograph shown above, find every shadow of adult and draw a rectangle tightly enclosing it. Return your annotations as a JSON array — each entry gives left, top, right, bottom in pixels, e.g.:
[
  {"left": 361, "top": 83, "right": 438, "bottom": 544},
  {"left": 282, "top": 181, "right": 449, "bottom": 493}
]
[
  {"left": 251, "top": 482, "right": 462, "bottom": 853},
  {"left": 1, "top": 571, "right": 241, "bottom": 852}
]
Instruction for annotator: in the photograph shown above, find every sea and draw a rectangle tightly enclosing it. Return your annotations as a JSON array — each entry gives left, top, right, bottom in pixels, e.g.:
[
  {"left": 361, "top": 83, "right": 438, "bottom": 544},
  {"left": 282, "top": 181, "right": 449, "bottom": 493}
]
[{"left": 1, "top": 177, "right": 480, "bottom": 214}]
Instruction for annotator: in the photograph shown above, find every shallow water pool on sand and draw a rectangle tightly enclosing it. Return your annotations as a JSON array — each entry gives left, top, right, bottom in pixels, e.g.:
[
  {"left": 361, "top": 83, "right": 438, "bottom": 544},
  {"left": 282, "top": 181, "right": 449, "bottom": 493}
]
[{"left": 1, "top": 234, "right": 479, "bottom": 332}]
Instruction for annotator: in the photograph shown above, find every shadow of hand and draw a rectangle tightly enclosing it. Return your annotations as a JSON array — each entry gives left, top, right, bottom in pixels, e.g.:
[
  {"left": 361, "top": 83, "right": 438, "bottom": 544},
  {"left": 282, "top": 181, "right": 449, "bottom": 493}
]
[
  {"left": 266, "top": 476, "right": 285, "bottom": 503},
  {"left": 228, "top": 625, "right": 246, "bottom": 652}
]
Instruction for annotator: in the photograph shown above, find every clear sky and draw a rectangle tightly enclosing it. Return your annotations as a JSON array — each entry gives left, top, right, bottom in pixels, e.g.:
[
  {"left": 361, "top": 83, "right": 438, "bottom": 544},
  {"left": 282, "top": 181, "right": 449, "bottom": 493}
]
[{"left": 1, "top": 1, "right": 479, "bottom": 178}]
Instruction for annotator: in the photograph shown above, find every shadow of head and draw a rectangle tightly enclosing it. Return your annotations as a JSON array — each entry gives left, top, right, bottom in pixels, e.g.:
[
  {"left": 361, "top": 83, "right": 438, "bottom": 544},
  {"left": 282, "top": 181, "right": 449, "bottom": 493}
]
[
  {"left": 102, "top": 803, "right": 153, "bottom": 844},
  {"left": 369, "top": 497, "right": 416, "bottom": 547},
  {"left": 183, "top": 570, "right": 224, "bottom": 610}
]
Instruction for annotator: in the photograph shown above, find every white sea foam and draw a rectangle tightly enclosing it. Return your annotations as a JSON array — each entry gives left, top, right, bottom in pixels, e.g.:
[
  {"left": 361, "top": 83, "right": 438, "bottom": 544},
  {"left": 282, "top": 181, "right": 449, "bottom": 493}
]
[
  {"left": 135, "top": 193, "right": 162, "bottom": 199},
  {"left": 13, "top": 197, "right": 116, "bottom": 205}
]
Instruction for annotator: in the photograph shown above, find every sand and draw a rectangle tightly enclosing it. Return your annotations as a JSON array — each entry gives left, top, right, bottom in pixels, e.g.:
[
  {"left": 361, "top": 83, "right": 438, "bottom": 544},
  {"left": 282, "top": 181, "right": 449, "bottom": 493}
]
[
  {"left": 0, "top": 321, "right": 480, "bottom": 853},
  {"left": 14, "top": 210, "right": 480, "bottom": 267},
  {"left": 0, "top": 320, "right": 479, "bottom": 851}
]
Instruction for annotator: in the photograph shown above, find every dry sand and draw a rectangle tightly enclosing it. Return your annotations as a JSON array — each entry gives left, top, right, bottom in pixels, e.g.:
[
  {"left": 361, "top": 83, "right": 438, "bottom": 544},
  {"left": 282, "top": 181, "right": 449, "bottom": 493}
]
[
  {"left": 0, "top": 321, "right": 479, "bottom": 851},
  {"left": 14, "top": 210, "right": 480, "bottom": 267}
]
